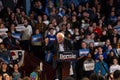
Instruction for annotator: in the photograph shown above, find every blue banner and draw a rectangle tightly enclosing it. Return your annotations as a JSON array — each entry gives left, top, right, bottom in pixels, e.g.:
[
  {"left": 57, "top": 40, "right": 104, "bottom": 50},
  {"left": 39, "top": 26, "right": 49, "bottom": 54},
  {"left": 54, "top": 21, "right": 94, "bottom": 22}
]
[
  {"left": 79, "top": 49, "right": 89, "bottom": 56},
  {"left": 12, "top": 33, "right": 21, "bottom": 40},
  {"left": 32, "top": 34, "right": 42, "bottom": 46}
]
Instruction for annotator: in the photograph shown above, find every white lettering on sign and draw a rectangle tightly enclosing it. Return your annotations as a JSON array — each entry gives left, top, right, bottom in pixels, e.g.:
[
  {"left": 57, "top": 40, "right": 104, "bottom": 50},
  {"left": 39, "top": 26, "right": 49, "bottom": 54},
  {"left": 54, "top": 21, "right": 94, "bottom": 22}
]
[
  {"left": 84, "top": 63, "right": 94, "bottom": 71},
  {"left": 59, "top": 54, "right": 76, "bottom": 60}
]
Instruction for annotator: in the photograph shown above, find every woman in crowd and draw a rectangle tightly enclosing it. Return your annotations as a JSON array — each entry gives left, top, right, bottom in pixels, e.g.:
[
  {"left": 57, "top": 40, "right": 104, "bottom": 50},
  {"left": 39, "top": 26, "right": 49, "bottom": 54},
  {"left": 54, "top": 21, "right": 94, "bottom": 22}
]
[
  {"left": 109, "top": 58, "right": 120, "bottom": 74},
  {"left": 12, "top": 64, "right": 21, "bottom": 80},
  {"left": 107, "top": 50, "right": 117, "bottom": 67},
  {"left": 72, "top": 27, "right": 81, "bottom": 50},
  {"left": 0, "top": 62, "right": 12, "bottom": 80},
  {"left": 31, "top": 29, "right": 43, "bottom": 59},
  {"left": 35, "top": 15, "right": 47, "bottom": 36}
]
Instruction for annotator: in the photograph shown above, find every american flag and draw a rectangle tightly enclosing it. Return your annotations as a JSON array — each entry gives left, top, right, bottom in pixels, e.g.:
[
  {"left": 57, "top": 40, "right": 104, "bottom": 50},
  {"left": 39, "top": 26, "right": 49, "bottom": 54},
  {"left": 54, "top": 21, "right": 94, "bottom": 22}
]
[{"left": 10, "top": 50, "right": 24, "bottom": 67}]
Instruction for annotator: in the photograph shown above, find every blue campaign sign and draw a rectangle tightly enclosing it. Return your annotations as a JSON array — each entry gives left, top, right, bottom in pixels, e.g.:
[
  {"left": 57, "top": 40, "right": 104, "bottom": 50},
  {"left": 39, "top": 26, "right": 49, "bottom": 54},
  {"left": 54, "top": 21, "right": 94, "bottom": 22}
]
[
  {"left": 32, "top": 34, "right": 42, "bottom": 42},
  {"left": 79, "top": 49, "right": 89, "bottom": 56},
  {"left": 12, "top": 33, "right": 21, "bottom": 40},
  {"left": 107, "top": 48, "right": 117, "bottom": 54},
  {"left": 32, "top": 34, "right": 42, "bottom": 45}
]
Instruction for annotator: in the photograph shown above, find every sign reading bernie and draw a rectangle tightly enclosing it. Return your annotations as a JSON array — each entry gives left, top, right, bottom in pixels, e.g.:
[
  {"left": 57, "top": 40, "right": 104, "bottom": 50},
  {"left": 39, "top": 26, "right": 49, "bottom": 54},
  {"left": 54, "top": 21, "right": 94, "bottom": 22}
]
[{"left": 58, "top": 51, "right": 77, "bottom": 61}]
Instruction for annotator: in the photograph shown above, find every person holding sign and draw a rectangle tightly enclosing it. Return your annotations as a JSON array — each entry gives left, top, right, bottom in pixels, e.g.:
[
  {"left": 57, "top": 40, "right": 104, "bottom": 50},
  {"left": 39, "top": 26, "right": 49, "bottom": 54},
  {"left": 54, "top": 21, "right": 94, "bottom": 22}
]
[
  {"left": 83, "top": 53, "right": 95, "bottom": 78},
  {"left": 76, "top": 41, "right": 89, "bottom": 79},
  {"left": 9, "top": 23, "right": 18, "bottom": 34},
  {"left": 21, "top": 18, "right": 32, "bottom": 52},
  {"left": 31, "top": 29, "right": 43, "bottom": 59},
  {"left": 3, "top": 31, "right": 20, "bottom": 50}
]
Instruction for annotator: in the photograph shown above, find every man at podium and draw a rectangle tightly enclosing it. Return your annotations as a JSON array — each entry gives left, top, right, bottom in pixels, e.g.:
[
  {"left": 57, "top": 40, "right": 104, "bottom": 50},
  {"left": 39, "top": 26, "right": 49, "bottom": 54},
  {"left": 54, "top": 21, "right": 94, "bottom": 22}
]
[{"left": 45, "top": 32, "right": 72, "bottom": 80}]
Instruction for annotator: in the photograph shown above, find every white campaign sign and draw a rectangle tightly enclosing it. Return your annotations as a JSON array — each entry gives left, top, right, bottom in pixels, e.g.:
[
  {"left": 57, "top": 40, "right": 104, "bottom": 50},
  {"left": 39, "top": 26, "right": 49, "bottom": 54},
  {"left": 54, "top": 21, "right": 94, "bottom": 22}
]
[
  {"left": 15, "top": 24, "right": 25, "bottom": 31},
  {"left": 84, "top": 63, "right": 94, "bottom": 71}
]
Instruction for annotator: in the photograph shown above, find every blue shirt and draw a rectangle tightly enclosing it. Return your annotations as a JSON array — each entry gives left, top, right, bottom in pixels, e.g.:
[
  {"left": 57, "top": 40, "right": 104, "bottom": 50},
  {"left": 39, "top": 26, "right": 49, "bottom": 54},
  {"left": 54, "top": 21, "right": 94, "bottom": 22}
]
[
  {"left": 94, "top": 61, "right": 108, "bottom": 76},
  {"left": 46, "top": 35, "right": 56, "bottom": 45},
  {"left": 94, "top": 52, "right": 107, "bottom": 60}
]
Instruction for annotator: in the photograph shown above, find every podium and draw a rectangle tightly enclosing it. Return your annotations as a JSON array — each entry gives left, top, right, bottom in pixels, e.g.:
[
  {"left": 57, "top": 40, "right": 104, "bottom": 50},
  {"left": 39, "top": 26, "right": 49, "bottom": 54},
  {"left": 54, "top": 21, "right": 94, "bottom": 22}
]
[{"left": 53, "top": 51, "right": 77, "bottom": 80}]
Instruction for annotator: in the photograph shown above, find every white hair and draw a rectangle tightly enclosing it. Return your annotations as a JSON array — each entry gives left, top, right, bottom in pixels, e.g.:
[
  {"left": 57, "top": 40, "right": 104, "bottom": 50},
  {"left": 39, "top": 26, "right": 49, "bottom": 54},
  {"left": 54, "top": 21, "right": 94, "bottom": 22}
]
[
  {"left": 56, "top": 32, "right": 65, "bottom": 38},
  {"left": 0, "top": 38, "right": 3, "bottom": 43}
]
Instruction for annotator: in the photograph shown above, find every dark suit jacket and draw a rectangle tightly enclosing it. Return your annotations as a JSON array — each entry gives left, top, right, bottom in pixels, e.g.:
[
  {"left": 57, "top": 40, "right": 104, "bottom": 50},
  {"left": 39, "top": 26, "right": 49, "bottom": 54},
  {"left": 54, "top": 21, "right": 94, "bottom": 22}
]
[
  {"left": 46, "top": 39, "right": 72, "bottom": 80},
  {"left": 3, "top": 37, "right": 17, "bottom": 49},
  {"left": 46, "top": 39, "right": 72, "bottom": 54}
]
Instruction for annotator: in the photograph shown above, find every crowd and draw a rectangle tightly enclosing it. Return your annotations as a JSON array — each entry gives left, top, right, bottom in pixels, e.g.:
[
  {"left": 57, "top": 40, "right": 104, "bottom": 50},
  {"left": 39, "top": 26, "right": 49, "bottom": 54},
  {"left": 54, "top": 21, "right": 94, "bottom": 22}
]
[{"left": 0, "top": 0, "right": 120, "bottom": 80}]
